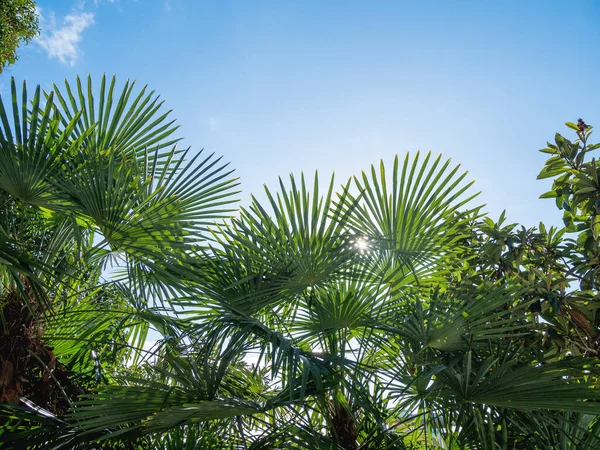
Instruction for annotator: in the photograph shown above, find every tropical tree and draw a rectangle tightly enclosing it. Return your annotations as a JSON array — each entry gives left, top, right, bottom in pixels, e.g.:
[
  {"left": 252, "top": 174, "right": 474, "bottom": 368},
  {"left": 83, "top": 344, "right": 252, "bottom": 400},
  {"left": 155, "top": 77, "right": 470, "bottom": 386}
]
[
  {"left": 0, "top": 75, "right": 599, "bottom": 450},
  {"left": 0, "top": 0, "right": 39, "bottom": 72}
]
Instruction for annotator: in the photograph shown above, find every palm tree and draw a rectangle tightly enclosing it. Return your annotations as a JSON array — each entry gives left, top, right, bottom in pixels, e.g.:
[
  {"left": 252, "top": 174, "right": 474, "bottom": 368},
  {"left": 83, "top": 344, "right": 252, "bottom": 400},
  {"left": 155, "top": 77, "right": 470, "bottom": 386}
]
[
  {"left": 0, "top": 75, "right": 239, "bottom": 446},
  {"left": 1, "top": 76, "right": 599, "bottom": 449}
]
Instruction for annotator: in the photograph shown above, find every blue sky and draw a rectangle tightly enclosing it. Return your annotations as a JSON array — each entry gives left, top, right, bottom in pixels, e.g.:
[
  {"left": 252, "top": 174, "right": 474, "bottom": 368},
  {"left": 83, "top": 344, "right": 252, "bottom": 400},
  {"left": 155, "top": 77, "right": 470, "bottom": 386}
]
[{"left": 3, "top": 0, "right": 600, "bottom": 229}]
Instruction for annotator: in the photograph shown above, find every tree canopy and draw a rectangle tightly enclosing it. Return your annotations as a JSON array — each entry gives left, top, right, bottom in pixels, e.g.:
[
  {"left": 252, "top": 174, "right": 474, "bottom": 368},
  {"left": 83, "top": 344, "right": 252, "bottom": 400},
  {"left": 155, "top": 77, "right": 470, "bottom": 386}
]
[
  {"left": 0, "top": 76, "right": 598, "bottom": 449},
  {"left": 0, "top": 0, "right": 38, "bottom": 73}
]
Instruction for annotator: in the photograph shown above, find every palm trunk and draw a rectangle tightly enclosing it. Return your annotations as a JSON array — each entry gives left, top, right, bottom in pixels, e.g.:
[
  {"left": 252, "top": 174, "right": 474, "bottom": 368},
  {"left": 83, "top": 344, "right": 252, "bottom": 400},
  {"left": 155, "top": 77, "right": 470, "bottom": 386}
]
[
  {"left": 329, "top": 395, "right": 358, "bottom": 450},
  {"left": 0, "top": 290, "right": 79, "bottom": 415}
]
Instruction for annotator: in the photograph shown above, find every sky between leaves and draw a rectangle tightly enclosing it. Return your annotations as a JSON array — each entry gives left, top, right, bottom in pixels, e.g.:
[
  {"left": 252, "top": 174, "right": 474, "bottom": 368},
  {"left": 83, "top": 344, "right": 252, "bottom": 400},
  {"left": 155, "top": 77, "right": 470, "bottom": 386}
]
[{"left": 2, "top": 0, "right": 600, "bottom": 229}]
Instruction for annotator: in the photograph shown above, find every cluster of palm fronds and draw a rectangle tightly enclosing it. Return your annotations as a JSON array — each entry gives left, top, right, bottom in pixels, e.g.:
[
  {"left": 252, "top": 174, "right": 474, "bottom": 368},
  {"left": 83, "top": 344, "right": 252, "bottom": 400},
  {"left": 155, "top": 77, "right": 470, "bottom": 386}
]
[{"left": 0, "top": 77, "right": 598, "bottom": 449}]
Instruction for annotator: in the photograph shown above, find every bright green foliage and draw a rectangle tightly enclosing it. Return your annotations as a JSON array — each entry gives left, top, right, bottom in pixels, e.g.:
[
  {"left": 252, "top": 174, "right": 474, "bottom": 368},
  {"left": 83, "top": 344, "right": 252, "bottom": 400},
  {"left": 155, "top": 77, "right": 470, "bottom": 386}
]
[
  {"left": 0, "top": 0, "right": 38, "bottom": 72},
  {"left": 0, "top": 75, "right": 239, "bottom": 446},
  {"left": 0, "top": 77, "right": 599, "bottom": 450},
  {"left": 537, "top": 119, "right": 600, "bottom": 357}
]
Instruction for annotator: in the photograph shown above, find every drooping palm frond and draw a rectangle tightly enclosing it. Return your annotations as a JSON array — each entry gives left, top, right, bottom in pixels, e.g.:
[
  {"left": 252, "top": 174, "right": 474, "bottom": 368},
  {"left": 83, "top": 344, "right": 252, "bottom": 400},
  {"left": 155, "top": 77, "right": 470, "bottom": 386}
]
[
  {"left": 44, "top": 282, "right": 185, "bottom": 374},
  {"left": 375, "top": 284, "right": 535, "bottom": 353},
  {"left": 246, "top": 420, "right": 345, "bottom": 450},
  {"left": 69, "top": 383, "right": 260, "bottom": 443},
  {"left": 507, "top": 411, "right": 600, "bottom": 450},
  {"left": 178, "top": 308, "right": 336, "bottom": 403},
  {"left": 1, "top": 368, "right": 261, "bottom": 448},
  {"left": 0, "top": 402, "right": 72, "bottom": 450}
]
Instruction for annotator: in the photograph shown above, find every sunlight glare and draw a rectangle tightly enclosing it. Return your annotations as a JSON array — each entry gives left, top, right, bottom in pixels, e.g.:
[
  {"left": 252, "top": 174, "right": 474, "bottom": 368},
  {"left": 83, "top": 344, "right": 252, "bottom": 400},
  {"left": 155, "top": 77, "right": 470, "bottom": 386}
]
[{"left": 353, "top": 236, "right": 371, "bottom": 253}]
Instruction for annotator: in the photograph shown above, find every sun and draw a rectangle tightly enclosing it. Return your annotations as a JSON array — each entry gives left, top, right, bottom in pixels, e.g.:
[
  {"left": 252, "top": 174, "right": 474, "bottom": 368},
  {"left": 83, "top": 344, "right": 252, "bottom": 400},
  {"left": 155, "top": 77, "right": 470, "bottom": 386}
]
[{"left": 353, "top": 236, "right": 370, "bottom": 253}]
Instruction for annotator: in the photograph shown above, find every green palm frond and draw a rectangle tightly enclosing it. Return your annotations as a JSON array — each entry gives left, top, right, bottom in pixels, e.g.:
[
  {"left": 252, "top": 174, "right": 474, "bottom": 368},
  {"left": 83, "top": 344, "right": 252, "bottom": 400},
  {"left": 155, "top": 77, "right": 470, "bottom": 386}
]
[
  {"left": 70, "top": 384, "right": 259, "bottom": 442},
  {"left": 44, "top": 283, "right": 184, "bottom": 373},
  {"left": 342, "top": 152, "right": 480, "bottom": 291},
  {"left": 437, "top": 354, "right": 600, "bottom": 414},
  {"left": 247, "top": 421, "right": 344, "bottom": 449},
  {"left": 0, "top": 402, "right": 72, "bottom": 449},
  {"left": 377, "top": 284, "right": 535, "bottom": 352},
  {"left": 51, "top": 122, "right": 239, "bottom": 298},
  {"left": 56, "top": 145, "right": 238, "bottom": 255},
  {"left": 148, "top": 422, "right": 243, "bottom": 450},
  {"left": 0, "top": 78, "right": 83, "bottom": 208},
  {"left": 180, "top": 311, "right": 335, "bottom": 403},
  {"left": 218, "top": 173, "right": 357, "bottom": 303},
  {"left": 507, "top": 411, "right": 600, "bottom": 449},
  {"left": 51, "top": 74, "right": 181, "bottom": 160},
  {"left": 294, "top": 277, "right": 383, "bottom": 339}
]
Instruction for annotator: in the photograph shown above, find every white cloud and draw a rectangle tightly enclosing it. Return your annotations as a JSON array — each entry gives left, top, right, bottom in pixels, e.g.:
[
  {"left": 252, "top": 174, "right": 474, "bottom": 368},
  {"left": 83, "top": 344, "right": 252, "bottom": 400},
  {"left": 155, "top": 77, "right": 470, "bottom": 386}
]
[{"left": 36, "top": 8, "right": 95, "bottom": 66}]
